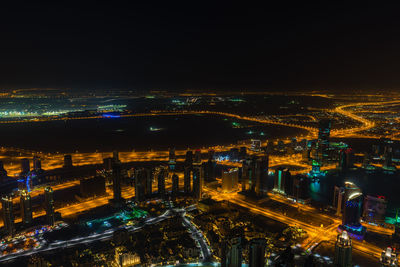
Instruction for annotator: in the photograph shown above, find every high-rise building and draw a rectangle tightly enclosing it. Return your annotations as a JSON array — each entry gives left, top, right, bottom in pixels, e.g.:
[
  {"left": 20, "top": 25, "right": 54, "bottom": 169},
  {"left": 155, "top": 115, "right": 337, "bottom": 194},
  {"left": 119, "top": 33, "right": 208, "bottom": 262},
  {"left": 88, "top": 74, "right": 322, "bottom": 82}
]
[
  {"left": 222, "top": 237, "right": 242, "bottom": 267},
  {"left": 194, "top": 149, "right": 202, "bottom": 164},
  {"left": 339, "top": 148, "right": 354, "bottom": 171},
  {"left": 33, "top": 156, "right": 41, "bottom": 171},
  {"left": 44, "top": 186, "right": 55, "bottom": 226},
  {"left": 168, "top": 148, "right": 176, "bottom": 171},
  {"left": 112, "top": 161, "right": 123, "bottom": 202},
  {"left": 363, "top": 195, "right": 387, "bottom": 224},
  {"left": 273, "top": 167, "right": 291, "bottom": 195},
  {"left": 63, "top": 155, "right": 73, "bottom": 168},
  {"left": 222, "top": 168, "right": 239, "bottom": 193},
  {"left": 249, "top": 238, "right": 266, "bottom": 267},
  {"left": 318, "top": 119, "right": 331, "bottom": 148},
  {"left": 292, "top": 174, "right": 310, "bottom": 202},
  {"left": 334, "top": 231, "right": 352, "bottom": 267},
  {"left": 172, "top": 173, "right": 179, "bottom": 198},
  {"left": 241, "top": 158, "right": 254, "bottom": 192},
  {"left": 251, "top": 139, "right": 261, "bottom": 152},
  {"left": 21, "top": 158, "right": 30, "bottom": 175},
  {"left": 185, "top": 151, "right": 193, "bottom": 166},
  {"left": 158, "top": 167, "right": 166, "bottom": 199},
  {"left": 184, "top": 166, "right": 192, "bottom": 194},
  {"left": 192, "top": 165, "right": 204, "bottom": 200},
  {"left": 380, "top": 247, "right": 398, "bottom": 267},
  {"left": 342, "top": 182, "right": 363, "bottom": 227},
  {"left": 113, "top": 150, "right": 120, "bottom": 163},
  {"left": 254, "top": 156, "right": 268, "bottom": 197},
  {"left": 239, "top": 146, "right": 247, "bottom": 160},
  {"left": 0, "top": 161, "right": 7, "bottom": 181},
  {"left": 20, "top": 190, "right": 33, "bottom": 226},
  {"left": 1, "top": 195, "right": 15, "bottom": 236},
  {"left": 135, "top": 169, "right": 146, "bottom": 203},
  {"left": 145, "top": 168, "right": 153, "bottom": 197}
]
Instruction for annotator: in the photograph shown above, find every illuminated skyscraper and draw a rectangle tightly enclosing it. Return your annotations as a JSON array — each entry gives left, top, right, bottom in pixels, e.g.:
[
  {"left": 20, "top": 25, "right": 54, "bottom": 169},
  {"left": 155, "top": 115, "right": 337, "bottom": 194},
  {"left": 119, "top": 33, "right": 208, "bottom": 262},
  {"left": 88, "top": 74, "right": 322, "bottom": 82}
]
[
  {"left": 339, "top": 148, "right": 354, "bottom": 171},
  {"left": 20, "top": 190, "right": 32, "bottom": 226},
  {"left": 318, "top": 119, "right": 331, "bottom": 150},
  {"left": 334, "top": 231, "right": 352, "bottom": 267},
  {"left": 273, "top": 167, "right": 290, "bottom": 195},
  {"left": 158, "top": 167, "right": 167, "bottom": 199},
  {"left": 168, "top": 148, "right": 176, "bottom": 171},
  {"left": 172, "top": 173, "right": 179, "bottom": 198},
  {"left": 380, "top": 247, "right": 398, "bottom": 267},
  {"left": 1, "top": 195, "right": 15, "bottom": 236},
  {"left": 134, "top": 169, "right": 146, "bottom": 203},
  {"left": 222, "top": 168, "right": 239, "bottom": 193},
  {"left": 249, "top": 238, "right": 266, "bottom": 267},
  {"left": 192, "top": 165, "right": 203, "bottom": 200},
  {"left": 20, "top": 158, "right": 30, "bottom": 175},
  {"left": 112, "top": 161, "right": 123, "bottom": 202},
  {"left": 113, "top": 150, "right": 120, "bottom": 163},
  {"left": 221, "top": 237, "right": 242, "bottom": 267},
  {"left": 184, "top": 151, "right": 193, "bottom": 194},
  {"left": 0, "top": 161, "right": 7, "bottom": 181},
  {"left": 63, "top": 154, "right": 73, "bottom": 168},
  {"left": 184, "top": 166, "right": 191, "bottom": 194},
  {"left": 342, "top": 182, "right": 363, "bottom": 227},
  {"left": 44, "top": 186, "right": 55, "bottom": 226},
  {"left": 33, "top": 156, "right": 42, "bottom": 171},
  {"left": 194, "top": 149, "right": 202, "bottom": 164},
  {"left": 145, "top": 168, "right": 152, "bottom": 197},
  {"left": 254, "top": 156, "right": 268, "bottom": 197}
]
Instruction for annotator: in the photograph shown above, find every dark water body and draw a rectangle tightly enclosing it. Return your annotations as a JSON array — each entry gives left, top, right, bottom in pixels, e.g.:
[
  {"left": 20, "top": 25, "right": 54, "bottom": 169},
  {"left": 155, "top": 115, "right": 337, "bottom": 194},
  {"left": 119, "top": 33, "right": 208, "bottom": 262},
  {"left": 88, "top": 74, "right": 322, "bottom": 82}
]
[{"left": 0, "top": 114, "right": 306, "bottom": 153}]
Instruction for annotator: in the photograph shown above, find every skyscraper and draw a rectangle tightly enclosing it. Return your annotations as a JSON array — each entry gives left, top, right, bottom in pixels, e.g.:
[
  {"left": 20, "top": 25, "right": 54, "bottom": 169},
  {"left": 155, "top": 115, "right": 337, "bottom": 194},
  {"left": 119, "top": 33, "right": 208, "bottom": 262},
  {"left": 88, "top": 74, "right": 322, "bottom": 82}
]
[
  {"left": 249, "top": 238, "right": 266, "bottom": 267},
  {"left": 20, "top": 190, "right": 33, "bottom": 226},
  {"left": 273, "top": 167, "right": 290, "bottom": 195},
  {"left": 172, "top": 173, "right": 179, "bottom": 198},
  {"left": 1, "top": 195, "right": 15, "bottom": 236},
  {"left": 184, "top": 166, "right": 192, "bottom": 194},
  {"left": 112, "top": 161, "right": 123, "bottom": 203},
  {"left": 254, "top": 156, "right": 268, "bottom": 197},
  {"left": 158, "top": 167, "right": 166, "bottom": 199},
  {"left": 33, "top": 156, "right": 42, "bottom": 171},
  {"left": 44, "top": 186, "right": 55, "bottom": 226},
  {"left": 0, "top": 161, "right": 8, "bottom": 181},
  {"left": 63, "top": 155, "right": 73, "bottom": 168},
  {"left": 134, "top": 169, "right": 146, "bottom": 203},
  {"left": 113, "top": 150, "right": 120, "bottom": 163},
  {"left": 145, "top": 168, "right": 153, "bottom": 197},
  {"left": 20, "top": 158, "right": 30, "bottom": 176},
  {"left": 192, "top": 164, "right": 203, "bottom": 200},
  {"left": 342, "top": 182, "right": 363, "bottom": 227},
  {"left": 194, "top": 149, "right": 202, "bottom": 164},
  {"left": 222, "top": 237, "right": 242, "bottom": 267},
  {"left": 168, "top": 148, "right": 176, "bottom": 171},
  {"left": 318, "top": 119, "right": 331, "bottom": 150},
  {"left": 221, "top": 168, "right": 239, "bottom": 193},
  {"left": 334, "top": 231, "right": 352, "bottom": 267}
]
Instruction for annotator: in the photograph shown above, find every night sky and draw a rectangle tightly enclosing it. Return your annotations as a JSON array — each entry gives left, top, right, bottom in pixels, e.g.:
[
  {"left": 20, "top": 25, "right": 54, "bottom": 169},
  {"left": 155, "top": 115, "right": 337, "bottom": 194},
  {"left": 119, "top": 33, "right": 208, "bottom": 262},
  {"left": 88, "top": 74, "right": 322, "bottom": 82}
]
[{"left": 1, "top": 2, "right": 400, "bottom": 91}]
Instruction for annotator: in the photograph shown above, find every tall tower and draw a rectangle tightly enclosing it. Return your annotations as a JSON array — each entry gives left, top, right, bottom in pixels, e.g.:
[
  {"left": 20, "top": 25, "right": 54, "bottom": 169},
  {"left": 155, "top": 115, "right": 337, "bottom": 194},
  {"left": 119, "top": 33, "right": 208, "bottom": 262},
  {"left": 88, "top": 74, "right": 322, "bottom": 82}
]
[
  {"left": 380, "top": 247, "right": 398, "bottom": 267},
  {"left": 134, "top": 169, "right": 146, "bottom": 203},
  {"left": 222, "top": 237, "right": 242, "bottom": 267},
  {"left": 317, "top": 119, "right": 331, "bottom": 157},
  {"left": 249, "top": 238, "right": 266, "bottom": 267},
  {"left": 1, "top": 195, "right": 15, "bottom": 236},
  {"left": 158, "top": 167, "right": 166, "bottom": 199},
  {"left": 33, "top": 156, "right": 42, "bottom": 171},
  {"left": 192, "top": 164, "right": 203, "bottom": 200},
  {"left": 168, "top": 148, "right": 176, "bottom": 171},
  {"left": 20, "top": 190, "right": 33, "bottom": 226},
  {"left": 63, "top": 155, "right": 73, "bottom": 168},
  {"left": 254, "top": 156, "right": 268, "bottom": 197},
  {"left": 172, "top": 173, "right": 179, "bottom": 199},
  {"left": 342, "top": 182, "right": 363, "bottom": 227},
  {"left": 334, "top": 231, "right": 352, "bottom": 267},
  {"left": 20, "top": 158, "right": 30, "bottom": 176},
  {"left": 0, "top": 161, "right": 7, "bottom": 182},
  {"left": 44, "top": 186, "right": 55, "bottom": 226},
  {"left": 112, "top": 161, "right": 123, "bottom": 202},
  {"left": 184, "top": 151, "right": 193, "bottom": 194}
]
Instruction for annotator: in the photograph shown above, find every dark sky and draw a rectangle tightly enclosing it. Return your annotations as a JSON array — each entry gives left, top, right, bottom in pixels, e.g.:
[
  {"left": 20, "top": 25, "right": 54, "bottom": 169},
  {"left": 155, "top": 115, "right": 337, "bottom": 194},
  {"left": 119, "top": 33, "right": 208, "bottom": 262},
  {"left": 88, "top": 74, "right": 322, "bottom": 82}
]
[{"left": 1, "top": 2, "right": 400, "bottom": 91}]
